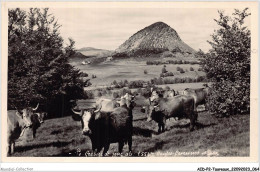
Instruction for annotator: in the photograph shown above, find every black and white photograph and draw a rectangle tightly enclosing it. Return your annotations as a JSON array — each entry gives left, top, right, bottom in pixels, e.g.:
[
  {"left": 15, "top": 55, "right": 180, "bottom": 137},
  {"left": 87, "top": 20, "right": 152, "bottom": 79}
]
[{"left": 1, "top": 1, "right": 258, "bottom": 163}]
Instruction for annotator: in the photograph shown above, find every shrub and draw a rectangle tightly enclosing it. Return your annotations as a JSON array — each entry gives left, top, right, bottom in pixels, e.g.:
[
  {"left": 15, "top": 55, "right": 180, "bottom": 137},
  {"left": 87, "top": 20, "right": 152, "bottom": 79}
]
[
  {"left": 162, "top": 66, "right": 167, "bottom": 73},
  {"left": 144, "top": 69, "right": 148, "bottom": 74},
  {"left": 84, "top": 91, "right": 94, "bottom": 99},
  {"left": 202, "top": 8, "right": 250, "bottom": 116},
  {"left": 190, "top": 67, "right": 194, "bottom": 71},
  {"left": 113, "top": 92, "right": 120, "bottom": 99},
  {"left": 176, "top": 66, "right": 181, "bottom": 71},
  {"left": 128, "top": 80, "right": 144, "bottom": 89},
  {"left": 179, "top": 69, "right": 185, "bottom": 73}
]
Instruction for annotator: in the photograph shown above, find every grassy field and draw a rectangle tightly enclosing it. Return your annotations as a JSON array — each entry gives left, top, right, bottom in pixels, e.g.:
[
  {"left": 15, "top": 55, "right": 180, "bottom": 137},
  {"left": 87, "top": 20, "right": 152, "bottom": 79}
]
[
  {"left": 12, "top": 107, "right": 249, "bottom": 157},
  {"left": 70, "top": 58, "right": 205, "bottom": 87},
  {"left": 9, "top": 58, "right": 248, "bottom": 157}
]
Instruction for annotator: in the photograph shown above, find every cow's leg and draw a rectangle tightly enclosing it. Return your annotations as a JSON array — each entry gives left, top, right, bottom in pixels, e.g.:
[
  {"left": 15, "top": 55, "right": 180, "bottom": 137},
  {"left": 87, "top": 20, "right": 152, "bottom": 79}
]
[
  {"left": 103, "top": 144, "right": 110, "bottom": 157},
  {"left": 118, "top": 141, "right": 124, "bottom": 154},
  {"left": 32, "top": 128, "right": 36, "bottom": 139},
  {"left": 161, "top": 123, "right": 165, "bottom": 132},
  {"left": 158, "top": 123, "right": 162, "bottom": 133},
  {"left": 162, "top": 117, "right": 166, "bottom": 132},
  {"left": 189, "top": 113, "right": 196, "bottom": 131},
  {"left": 194, "top": 111, "right": 198, "bottom": 122},
  {"left": 7, "top": 144, "right": 11, "bottom": 156},
  {"left": 11, "top": 142, "right": 15, "bottom": 154},
  {"left": 128, "top": 136, "right": 132, "bottom": 152}
]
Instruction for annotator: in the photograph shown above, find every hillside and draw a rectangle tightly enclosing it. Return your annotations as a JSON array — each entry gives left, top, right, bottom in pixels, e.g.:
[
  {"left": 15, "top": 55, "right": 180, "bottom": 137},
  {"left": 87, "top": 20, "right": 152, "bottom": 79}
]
[
  {"left": 114, "top": 22, "right": 196, "bottom": 57},
  {"left": 77, "top": 47, "right": 113, "bottom": 58}
]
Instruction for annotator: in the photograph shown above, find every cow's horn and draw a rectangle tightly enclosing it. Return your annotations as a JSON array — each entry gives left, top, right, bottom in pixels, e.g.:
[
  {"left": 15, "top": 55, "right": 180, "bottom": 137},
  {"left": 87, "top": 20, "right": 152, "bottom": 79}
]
[
  {"left": 33, "top": 103, "right": 39, "bottom": 111},
  {"left": 154, "top": 105, "right": 159, "bottom": 108},
  {"left": 94, "top": 105, "right": 102, "bottom": 113},
  {"left": 71, "top": 108, "right": 82, "bottom": 116}
]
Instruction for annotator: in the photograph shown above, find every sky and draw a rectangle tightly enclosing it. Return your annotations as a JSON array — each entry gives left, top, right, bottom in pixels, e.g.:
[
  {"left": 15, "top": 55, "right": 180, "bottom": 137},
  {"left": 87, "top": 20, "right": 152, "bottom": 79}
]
[{"left": 49, "top": 8, "right": 250, "bottom": 52}]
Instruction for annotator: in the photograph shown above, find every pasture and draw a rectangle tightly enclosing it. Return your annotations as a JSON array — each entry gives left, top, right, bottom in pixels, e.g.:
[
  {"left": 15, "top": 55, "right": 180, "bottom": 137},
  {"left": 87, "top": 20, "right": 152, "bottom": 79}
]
[
  {"left": 70, "top": 58, "right": 205, "bottom": 88},
  {"left": 9, "top": 58, "right": 249, "bottom": 157},
  {"left": 12, "top": 107, "right": 249, "bottom": 157}
]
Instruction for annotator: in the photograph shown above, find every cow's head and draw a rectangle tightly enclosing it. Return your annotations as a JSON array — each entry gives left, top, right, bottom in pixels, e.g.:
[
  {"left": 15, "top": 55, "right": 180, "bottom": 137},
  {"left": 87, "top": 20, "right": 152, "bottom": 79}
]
[
  {"left": 21, "top": 103, "right": 39, "bottom": 128},
  {"left": 117, "top": 93, "right": 136, "bottom": 109},
  {"left": 71, "top": 106, "right": 102, "bottom": 136},
  {"left": 36, "top": 112, "right": 47, "bottom": 124},
  {"left": 146, "top": 98, "right": 159, "bottom": 122}
]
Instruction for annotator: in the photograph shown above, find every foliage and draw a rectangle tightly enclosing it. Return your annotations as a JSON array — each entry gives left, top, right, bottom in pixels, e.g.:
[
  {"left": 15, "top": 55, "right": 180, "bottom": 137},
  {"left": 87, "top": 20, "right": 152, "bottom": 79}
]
[
  {"left": 151, "top": 76, "right": 207, "bottom": 85},
  {"left": 202, "top": 8, "right": 250, "bottom": 116},
  {"left": 147, "top": 60, "right": 200, "bottom": 65},
  {"left": 161, "top": 66, "right": 167, "bottom": 73},
  {"left": 144, "top": 69, "right": 148, "bottom": 74},
  {"left": 190, "top": 67, "right": 194, "bottom": 71},
  {"left": 8, "top": 8, "right": 87, "bottom": 117}
]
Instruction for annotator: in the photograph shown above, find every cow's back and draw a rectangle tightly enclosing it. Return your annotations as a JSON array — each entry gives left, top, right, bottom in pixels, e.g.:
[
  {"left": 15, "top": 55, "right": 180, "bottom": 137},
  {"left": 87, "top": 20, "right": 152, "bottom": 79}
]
[
  {"left": 158, "top": 95, "right": 195, "bottom": 118},
  {"left": 183, "top": 88, "right": 207, "bottom": 105},
  {"left": 96, "top": 98, "right": 117, "bottom": 112}
]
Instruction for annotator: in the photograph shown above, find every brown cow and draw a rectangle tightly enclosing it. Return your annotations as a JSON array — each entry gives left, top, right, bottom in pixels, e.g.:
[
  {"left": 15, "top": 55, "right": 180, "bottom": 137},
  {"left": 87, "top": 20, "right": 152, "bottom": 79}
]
[
  {"left": 146, "top": 95, "right": 197, "bottom": 132},
  {"left": 183, "top": 85, "right": 210, "bottom": 109},
  {"left": 7, "top": 104, "right": 39, "bottom": 155}
]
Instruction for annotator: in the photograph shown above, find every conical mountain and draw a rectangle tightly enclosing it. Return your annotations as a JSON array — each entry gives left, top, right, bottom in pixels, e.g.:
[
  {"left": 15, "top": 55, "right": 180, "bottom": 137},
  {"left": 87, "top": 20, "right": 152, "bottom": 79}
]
[{"left": 114, "top": 22, "right": 195, "bottom": 57}]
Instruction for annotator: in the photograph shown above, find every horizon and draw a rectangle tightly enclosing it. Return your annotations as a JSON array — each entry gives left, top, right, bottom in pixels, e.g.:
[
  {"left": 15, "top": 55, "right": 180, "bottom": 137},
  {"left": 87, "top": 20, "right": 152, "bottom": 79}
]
[{"left": 49, "top": 8, "right": 250, "bottom": 52}]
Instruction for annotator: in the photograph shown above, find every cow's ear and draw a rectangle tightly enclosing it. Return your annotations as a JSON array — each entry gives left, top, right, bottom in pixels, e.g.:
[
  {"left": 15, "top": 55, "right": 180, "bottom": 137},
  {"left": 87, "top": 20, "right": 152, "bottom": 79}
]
[
  {"left": 71, "top": 109, "right": 82, "bottom": 121},
  {"left": 94, "top": 112, "right": 101, "bottom": 120},
  {"left": 16, "top": 111, "right": 22, "bottom": 117}
]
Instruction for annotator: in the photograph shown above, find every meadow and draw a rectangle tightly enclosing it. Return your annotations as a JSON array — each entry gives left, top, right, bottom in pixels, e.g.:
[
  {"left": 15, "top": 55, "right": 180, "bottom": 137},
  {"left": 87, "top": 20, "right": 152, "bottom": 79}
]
[
  {"left": 12, "top": 107, "right": 249, "bottom": 157},
  {"left": 9, "top": 58, "right": 249, "bottom": 157},
  {"left": 70, "top": 58, "right": 205, "bottom": 88}
]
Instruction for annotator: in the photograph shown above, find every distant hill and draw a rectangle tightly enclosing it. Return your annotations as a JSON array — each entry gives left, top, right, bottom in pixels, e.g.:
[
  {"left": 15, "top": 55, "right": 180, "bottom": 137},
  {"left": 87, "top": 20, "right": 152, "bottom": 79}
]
[
  {"left": 70, "top": 52, "right": 89, "bottom": 59},
  {"left": 77, "top": 47, "right": 113, "bottom": 58},
  {"left": 114, "top": 22, "right": 196, "bottom": 58}
]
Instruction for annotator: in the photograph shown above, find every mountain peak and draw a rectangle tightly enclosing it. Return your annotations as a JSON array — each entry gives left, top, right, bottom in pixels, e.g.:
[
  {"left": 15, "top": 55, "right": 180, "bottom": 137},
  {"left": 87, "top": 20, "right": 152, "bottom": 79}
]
[
  {"left": 149, "top": 21, "right": 169, "bottom": 28},
  {"left": 114, "top": 22, "right": 195, "bottom": 57}
]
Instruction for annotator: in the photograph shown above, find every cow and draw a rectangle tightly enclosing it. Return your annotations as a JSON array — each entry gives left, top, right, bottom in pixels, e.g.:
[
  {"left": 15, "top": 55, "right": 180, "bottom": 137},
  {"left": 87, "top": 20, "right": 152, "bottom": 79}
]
[
  {"left": 95, "top": 98, "right": 120, "bottom": 112},
  {"left": 71, "top": 94, "right": 135, "bottom": 156},
  {"left": 183, "top": 85, "right": 210, "bottom": 109},
  {"left": 7, "top": 104, "right": 39, "bottom": 155},
  {"left": 144, "top": 95, "right": 197, "bottom": 132},
  {"left": 31, "top": 112, "right": 47, "bottom": 139}
]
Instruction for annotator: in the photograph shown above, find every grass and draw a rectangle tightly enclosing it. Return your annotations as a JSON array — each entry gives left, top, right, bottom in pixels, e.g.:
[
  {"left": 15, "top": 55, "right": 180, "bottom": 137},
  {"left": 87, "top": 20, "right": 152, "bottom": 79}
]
[
  {"left": 70, "top": 59, "right": 205, "bottom": 87},
  {"left": 11, "top": 108, "right": 249, "bottom": 157}
]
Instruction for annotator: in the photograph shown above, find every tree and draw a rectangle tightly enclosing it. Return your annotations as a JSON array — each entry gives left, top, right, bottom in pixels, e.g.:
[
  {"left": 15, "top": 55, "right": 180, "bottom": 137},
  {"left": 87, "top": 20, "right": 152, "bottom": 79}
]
[
  {"left": 8, "top": 8, "right": 87, "bottom": 118},
  {"left": 202, "top": 8, "right": 250, "bottom": 116},
  {"left": 162, "top": 65, "right": 167, "bottom": 73}
]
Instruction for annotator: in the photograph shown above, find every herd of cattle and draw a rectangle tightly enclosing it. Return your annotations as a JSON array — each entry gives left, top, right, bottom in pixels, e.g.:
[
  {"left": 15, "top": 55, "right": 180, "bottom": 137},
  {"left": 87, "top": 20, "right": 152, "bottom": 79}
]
[{"left": 7, "top": 84, "right": 209, "bottom": 156}]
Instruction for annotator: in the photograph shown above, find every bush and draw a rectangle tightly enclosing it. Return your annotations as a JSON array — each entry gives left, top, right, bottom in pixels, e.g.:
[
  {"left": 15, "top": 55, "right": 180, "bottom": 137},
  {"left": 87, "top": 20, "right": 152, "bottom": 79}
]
[
  {"left": 162, "top": 66, "right": 167, "bottom": 73},
  {"left": 84, "top": 91, "right": 94, "bottom": 99},
  {"left": 179, "top": 68, "right": 185, "bottom": 73},
  {"left": 144, "top": 70, "right": 148, "bottom": 74},
  {"left": 128, "top": 80, "right": 144, "bottom": 89},
  {"left": 202, "top": 8, "right": 250, "bottom": 116},
  {"left": 176, "top": 66, "right": 181, "bottom": 71},
  {"left": 113, "top": 92, "right": 120, "bottom": 99},
  {"left": 198, "top": 68, "right": 202, "bottom": 71},
  {"left": 190, "top": 67, "right": 194, "bottom": 71}
]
